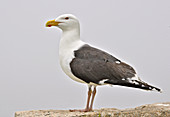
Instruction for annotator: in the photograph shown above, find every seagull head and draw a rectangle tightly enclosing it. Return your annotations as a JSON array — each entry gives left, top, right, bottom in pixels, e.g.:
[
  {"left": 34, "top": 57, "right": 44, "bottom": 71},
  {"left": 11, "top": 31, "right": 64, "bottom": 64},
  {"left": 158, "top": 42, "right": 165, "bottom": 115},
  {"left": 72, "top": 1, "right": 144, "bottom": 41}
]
[{"left": 46, "top": 14, "right": 80, "bottom": 31}]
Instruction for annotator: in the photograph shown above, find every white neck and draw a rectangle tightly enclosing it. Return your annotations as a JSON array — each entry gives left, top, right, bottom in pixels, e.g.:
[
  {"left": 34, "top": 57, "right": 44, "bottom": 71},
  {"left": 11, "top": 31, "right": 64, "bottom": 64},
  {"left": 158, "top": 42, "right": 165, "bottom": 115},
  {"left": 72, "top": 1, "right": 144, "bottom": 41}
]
[
  {"left": 61, "top": 28, "right": 80, "bottom": 44},
  {"left": 59, "top": 27, "right": 85, "bottom": 58}
]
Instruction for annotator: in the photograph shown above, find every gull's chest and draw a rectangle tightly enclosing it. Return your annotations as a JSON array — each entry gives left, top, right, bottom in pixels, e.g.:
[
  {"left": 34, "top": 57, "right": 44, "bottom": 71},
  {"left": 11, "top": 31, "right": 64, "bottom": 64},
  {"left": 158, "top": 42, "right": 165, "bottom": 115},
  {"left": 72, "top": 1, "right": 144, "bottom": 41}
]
[
  {"left": 59, "top": 40, "right": 86, "bottom": 83},
  {"left": 59, "top": 49, "right": 74, "bottom": 74}
]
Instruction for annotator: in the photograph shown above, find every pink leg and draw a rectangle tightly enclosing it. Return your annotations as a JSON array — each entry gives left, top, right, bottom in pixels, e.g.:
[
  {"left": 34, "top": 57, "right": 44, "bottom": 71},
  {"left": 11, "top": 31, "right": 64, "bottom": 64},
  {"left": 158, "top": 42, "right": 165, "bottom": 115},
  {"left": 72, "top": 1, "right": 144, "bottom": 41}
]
[
  {"left": 89, "top": 86, "right": 96, "bottom": 111},
  {"left": 70, "top": 85, "right": 92, "bottom": 112}
]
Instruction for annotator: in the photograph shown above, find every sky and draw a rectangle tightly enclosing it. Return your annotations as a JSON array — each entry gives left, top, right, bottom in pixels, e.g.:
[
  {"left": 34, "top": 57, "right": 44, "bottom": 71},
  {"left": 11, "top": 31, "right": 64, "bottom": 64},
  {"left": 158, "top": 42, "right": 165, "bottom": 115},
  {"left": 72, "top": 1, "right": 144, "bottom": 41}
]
[{"left": 0, "top": 0, "right": 170, "bottom": 116}]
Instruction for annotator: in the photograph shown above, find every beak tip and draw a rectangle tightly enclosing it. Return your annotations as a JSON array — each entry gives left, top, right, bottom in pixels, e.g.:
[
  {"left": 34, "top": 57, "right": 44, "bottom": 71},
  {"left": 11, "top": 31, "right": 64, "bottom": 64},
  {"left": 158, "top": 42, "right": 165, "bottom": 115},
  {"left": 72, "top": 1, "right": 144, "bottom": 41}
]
[
  {"left": 45, "top": 19, "right": 60, "bottom": 27},
  {"left": 45, "top": 25, "right": 51, "bottom": 27}
]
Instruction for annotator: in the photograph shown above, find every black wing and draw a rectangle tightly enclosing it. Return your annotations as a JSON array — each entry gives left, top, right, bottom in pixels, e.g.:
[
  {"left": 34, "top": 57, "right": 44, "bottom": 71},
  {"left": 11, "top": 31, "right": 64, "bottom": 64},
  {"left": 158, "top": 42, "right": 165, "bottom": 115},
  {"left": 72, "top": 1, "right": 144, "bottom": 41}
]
[{"left": 70, "top": 44, "right": 161, "bottom": 92}]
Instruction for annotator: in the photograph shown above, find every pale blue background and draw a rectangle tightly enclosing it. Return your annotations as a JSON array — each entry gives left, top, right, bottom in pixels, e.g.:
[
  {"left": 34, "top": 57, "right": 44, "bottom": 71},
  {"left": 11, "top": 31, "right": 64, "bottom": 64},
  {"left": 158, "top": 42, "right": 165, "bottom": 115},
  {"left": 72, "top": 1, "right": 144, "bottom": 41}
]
[{"left": 0, "top": 0, "right": 170, "bottom": 117}]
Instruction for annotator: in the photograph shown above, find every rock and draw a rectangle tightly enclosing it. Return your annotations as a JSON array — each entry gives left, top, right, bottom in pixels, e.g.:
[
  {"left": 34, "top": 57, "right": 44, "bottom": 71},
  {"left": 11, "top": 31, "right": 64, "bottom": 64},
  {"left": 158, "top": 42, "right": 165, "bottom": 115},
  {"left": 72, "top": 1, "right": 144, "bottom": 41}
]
[{"left": 15, "top": 102, "right": 170, "bottom": 117}]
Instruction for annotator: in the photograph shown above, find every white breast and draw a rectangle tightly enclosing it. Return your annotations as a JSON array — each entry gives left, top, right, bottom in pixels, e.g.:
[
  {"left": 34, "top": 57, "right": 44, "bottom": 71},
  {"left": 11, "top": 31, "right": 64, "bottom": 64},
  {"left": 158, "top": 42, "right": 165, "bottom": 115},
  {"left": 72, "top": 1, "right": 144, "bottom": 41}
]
[{"left": 59, "top": 39, "right": 86, "bottom": 83}]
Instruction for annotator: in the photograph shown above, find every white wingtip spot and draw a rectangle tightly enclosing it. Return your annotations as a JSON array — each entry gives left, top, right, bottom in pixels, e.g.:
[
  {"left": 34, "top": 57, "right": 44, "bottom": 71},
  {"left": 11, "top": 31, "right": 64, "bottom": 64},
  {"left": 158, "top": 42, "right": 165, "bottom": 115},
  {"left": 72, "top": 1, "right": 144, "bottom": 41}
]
[
  {"left": 127, "top": 77, "right": 139, "bottom": 85},
  {"left": 133, "top": 81, "right": 139, "bottom": 85},
  {"left": 151, "top": 88, "right": 162, "bottom": 93},
  {"left": 99, "top": 79, "right": 109, "bottom": 85},
  {"left": 126, "top": 74, "right": 143, "bottom": 85},
  {"left": 131, "top": 74, "right": 140, "bottom": 81},
  {"left": 152, "top": 88, "right": 160, "bottom": 92}
]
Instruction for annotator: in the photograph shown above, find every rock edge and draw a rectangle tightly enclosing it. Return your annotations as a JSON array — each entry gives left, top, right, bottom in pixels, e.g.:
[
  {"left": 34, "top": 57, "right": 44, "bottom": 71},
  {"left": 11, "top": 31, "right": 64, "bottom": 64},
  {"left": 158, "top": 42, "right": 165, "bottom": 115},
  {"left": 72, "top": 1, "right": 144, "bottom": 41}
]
[{"left": 15, "top": 102, "right": 170, "bottom": 117}]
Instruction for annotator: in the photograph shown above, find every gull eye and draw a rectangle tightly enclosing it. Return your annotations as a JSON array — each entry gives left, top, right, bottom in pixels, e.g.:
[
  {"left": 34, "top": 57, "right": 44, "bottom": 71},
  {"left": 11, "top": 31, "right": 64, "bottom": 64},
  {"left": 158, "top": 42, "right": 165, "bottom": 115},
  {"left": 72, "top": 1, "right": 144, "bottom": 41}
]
[{"left": 65, "top": 17, "right": 69, "bottom": 20}]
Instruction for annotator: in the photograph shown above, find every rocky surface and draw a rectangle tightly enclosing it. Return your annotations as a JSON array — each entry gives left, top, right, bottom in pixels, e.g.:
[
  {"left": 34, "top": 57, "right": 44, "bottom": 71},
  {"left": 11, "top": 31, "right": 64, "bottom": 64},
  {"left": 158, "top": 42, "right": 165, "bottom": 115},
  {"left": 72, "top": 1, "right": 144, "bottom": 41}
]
[{"left": 15, "top": 102, "right": 170, "bottom": 117}]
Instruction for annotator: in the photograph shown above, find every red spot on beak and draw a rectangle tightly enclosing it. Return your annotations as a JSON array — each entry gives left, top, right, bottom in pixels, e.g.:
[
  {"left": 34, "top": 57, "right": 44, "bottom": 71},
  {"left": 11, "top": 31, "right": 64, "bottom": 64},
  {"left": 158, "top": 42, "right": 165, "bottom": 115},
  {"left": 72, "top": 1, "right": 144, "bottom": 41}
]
[{"left": 48, "top": 25, "right": 52, "bottom": 27}]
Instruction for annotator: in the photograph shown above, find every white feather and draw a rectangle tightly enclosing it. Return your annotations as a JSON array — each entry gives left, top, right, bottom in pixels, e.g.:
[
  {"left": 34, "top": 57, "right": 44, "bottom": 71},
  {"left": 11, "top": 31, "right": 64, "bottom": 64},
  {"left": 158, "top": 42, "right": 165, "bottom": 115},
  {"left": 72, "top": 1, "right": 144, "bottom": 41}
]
[{"left": 99, "top": 79, "right": 109, "bottom": 85}]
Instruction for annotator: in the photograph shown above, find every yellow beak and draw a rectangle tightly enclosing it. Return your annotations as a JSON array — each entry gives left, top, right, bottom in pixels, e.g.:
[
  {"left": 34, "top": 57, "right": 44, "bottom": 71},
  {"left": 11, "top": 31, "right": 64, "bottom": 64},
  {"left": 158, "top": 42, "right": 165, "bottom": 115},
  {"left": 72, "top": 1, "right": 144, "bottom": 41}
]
[{"left": 46, "top": 20, "right": 61, "bottom": 27}]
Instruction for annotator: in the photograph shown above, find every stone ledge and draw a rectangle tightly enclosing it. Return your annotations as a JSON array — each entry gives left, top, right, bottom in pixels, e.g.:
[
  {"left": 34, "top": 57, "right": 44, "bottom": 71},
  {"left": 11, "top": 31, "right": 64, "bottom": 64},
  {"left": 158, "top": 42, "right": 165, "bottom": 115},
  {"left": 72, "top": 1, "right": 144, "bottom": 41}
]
[{"left": 15, "top": 102, "right": 170, "bottom": 117}]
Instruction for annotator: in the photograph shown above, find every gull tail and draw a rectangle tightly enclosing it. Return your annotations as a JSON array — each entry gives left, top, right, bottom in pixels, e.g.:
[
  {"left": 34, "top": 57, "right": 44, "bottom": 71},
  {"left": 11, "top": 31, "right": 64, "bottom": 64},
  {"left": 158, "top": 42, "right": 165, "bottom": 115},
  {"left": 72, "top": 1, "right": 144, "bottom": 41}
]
[
  {"left": 105, "top": 78, "right": 162, "bottom": 93},
  {"left": 132, "top": 80, "right": 162, "bottom": 93}
]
